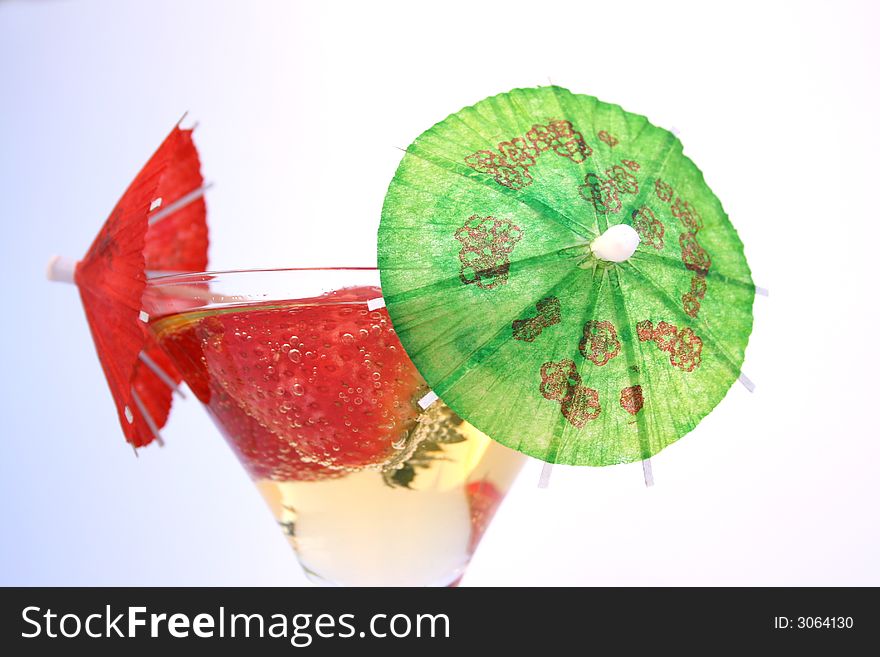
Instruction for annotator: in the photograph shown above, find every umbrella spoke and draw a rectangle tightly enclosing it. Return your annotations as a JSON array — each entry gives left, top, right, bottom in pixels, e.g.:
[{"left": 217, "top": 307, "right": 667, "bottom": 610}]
[
  {"left": 148, "top": 182, "right": 213, "bottom": 225},
  {"left": 401, "top": 145, "right": 596, "bottom": 240},
  {"left": 436, "top": 264, "right": 591, "bottom": 396},
  {"left": 384, "top": 242, "right": 588, "bottom": 306},
  {"left": 632, "top": 248, "right": 759, "bottom": 294},
  {"left": 138, "top": 350, "right": 185, "bottom": 398},
  {"left": 621, "top": 259, "right": 750, "bottom": 384},
  {"left": 537, "top": 462, "right": 553, "bottom": 488},
  {"left": 542, "top": 264, "right": 607, "bottom": 464},
  {"left": 130, "top": 387, "right": 164, "bottom": 447},
  {"left": 606, "top": 266, "right": 657, "bottom": 464},
  {"left": 642, "top": 458, "right": 654, "bottom": 487}
]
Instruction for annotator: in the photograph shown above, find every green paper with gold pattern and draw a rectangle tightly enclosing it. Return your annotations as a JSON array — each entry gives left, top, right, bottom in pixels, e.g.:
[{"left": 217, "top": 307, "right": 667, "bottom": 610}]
[{"left": 378, "top": 86, "right": 754, "bottom": 466}]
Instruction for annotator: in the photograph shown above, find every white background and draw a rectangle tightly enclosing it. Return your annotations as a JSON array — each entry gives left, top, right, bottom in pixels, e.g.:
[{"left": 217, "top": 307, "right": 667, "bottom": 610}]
[{"left": 1, "top": 0, "right": 877, "bottom": 585}]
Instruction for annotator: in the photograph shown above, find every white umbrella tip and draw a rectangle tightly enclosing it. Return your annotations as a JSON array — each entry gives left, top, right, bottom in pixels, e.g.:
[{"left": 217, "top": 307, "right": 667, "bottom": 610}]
[
  {"left": 46, "top": 255, "right": 77, "bottom": 283},
  {"left": 591, "top": 224, "right": 640, "bottom": 263}
]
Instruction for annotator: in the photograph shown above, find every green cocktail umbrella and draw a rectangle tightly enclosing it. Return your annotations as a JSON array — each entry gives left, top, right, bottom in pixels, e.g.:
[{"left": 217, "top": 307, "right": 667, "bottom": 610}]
[{"left": 378, "top": 86, "right": 754, "bottom": 466}]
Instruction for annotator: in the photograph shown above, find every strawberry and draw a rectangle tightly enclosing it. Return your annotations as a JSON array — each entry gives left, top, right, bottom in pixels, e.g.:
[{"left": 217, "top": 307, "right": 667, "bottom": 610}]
[
  {"left": 208, "top": 385, "right": 341, "bottom": 482},
  {"left": 465, "top": 480, "right": 503, "bottom": 555},
  {"left": 151, "top": 311, "right": 214, "bottom": 402},
  {"left": 192, "top": 286, "right": 428, "bottom": 471}
]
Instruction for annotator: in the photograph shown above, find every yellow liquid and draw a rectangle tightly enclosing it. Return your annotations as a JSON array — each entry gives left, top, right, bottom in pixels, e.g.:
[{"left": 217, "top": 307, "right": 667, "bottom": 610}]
[{"left": 257, "top": 410, "right": 523, "bottom": 586}]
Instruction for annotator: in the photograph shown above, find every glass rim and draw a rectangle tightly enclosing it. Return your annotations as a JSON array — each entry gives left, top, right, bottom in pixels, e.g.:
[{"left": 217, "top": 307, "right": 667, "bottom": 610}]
[
  {"left": 146, "top": 266, "right": 379, "bottom": 284},
  {"left": 143, "top": 266, "right": 383, "bottom": 319}
]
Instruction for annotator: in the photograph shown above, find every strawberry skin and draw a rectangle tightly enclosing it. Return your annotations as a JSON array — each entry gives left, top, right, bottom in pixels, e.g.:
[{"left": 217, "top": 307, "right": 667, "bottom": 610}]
[
  {"left": 160, "top": 286, "right": 428, "bottom": 473},
  {"left": 209, "top": 385, "right": 341, "bottom": 481},
  {"left": 465, "top": 480, "right": 503, "bottom": 554}
]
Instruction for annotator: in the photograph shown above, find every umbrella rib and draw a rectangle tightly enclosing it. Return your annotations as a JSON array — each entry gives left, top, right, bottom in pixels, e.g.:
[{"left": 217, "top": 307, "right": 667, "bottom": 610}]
[
  {"left": 422, "top": 264, "right": 582, "bottom": 366},
  {"left": 610, "top": 118, "right": 681, "bottom": 235},
  {"left": 444, "top": 102, "right": 520, "bottom": 155},
  {"left": 479, "top": 86, "right": 591, "bottom": 225},
  {"left": 383, "top": 242, "right": 589, "bottom": 306},
  {"left": 614, "top": 273, "right": 671, "bottom": 466},
  {"left": 606, "top": 265, "right": 658, "bottom": 465},
  {"left": 637, "top": 123, "right": 681, "bottom": 197},
  {"left": 383, "top": 261, "right": 585, "bottom": 373},
  {"left": 148, "top": 183, "right": 213, "bottom": 225},
  {"left": 138, "top": 350, "right": 186, "bottom": 399},
  {"left": 433, "top": 265, "right": 589, "bottom": 400},
  {"left": 389, "top": 172, "right": 593, "bottom": 241},
  {"left": 537, "top": 461, "right": 554, "bottom": 488},
  {"left": 621, "top": 260, "right": 750, "bottom": 381},
  {"left": 618, "top": 108, "right": 759, "bottom": 301},
  {"left": 632, "top": 248, "right": 758, "bottom": 293},
  {"left": 615, "top": 258, "right": 753, "bottom": 463},
  {"left": 130, "top": 387, "right": 164, "bottom": 447},
  {"left": 542, "top": 85, "right": 605, "bottom": 238},
  {"left": 402, "top": 146, "right": 595, "bottom": 240},
  {"left": 542, "top": 86, "right": 679, "bottom": 241},
  {"left": 145, "top": 270, "right": 189, "bottom": 279},
  {"left": 440, "top": 93, "right": 588, "bottom": 228},
  {"left": 541, "top": 263, "right": 607, "bottom": 464},
  {"left": 544, "top": 86, "right": 662, "bottom": 236},
  {"left": 508, "top": 264, "right": 598, "bottom": 463},
  {"left": 606, "top": 111, "right": 681, "bottom": 237}
]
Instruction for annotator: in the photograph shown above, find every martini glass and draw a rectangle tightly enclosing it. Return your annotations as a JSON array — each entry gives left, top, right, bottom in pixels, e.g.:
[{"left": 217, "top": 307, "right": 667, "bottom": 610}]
[{"left": 142, "top": 267, "right": 525, "bottom": 586}]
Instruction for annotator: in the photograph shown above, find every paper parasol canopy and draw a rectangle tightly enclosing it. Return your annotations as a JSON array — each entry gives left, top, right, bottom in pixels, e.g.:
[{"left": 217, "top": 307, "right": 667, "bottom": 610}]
[
  {"left": 49, "top": 122, "right": 209, "bottom": 447},
  {"left": 378, "top": 86, "right": 754, "bottom": 466}
]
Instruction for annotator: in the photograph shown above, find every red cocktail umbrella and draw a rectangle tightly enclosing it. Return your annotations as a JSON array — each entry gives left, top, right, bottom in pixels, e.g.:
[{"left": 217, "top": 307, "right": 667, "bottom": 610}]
[{"left": 48, "top": 121, "right": 209, "bottom": 448}]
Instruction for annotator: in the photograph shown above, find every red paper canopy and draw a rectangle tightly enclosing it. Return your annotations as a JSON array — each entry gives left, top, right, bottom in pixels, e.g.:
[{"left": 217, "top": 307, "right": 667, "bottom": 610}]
[{"left": 72, "top": 123, "right": 209, "bottom": 447}]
